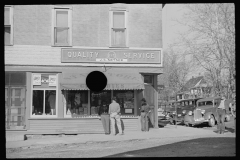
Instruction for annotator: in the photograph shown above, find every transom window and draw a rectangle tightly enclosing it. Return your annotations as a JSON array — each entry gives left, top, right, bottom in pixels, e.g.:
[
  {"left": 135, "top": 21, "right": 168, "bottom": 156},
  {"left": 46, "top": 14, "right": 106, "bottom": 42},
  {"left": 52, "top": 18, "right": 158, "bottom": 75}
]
[
  {"left": 52, "top": 7, "right": 72, "bottom": 46},
  {"left": 4, "top": 6, "right": 13, "bottom": 45},
  {"left": 110, "top": 8, "right": 128, "bottom": 47}
]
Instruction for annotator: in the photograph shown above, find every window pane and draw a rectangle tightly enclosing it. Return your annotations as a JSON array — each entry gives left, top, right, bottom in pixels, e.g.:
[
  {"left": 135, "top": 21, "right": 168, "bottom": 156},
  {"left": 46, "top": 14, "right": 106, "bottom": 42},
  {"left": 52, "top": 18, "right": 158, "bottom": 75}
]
[
  {"left": 4, "top": 7, "right": 10, "bottom": 25},
  {"left": 90, "top": 91, "right": 111, "bottom": 115},
  {"left": 32, "top": 90, "right": 44, "bottom": 115},
  {"left": 5, "top": 26, "right": 10, "bottom": 45},
  {"left": 113, "top": 12, "right": 125, "bottom": 28},
  {"left": 55, "top": 27, "right": 68, "bottom": 44},
  {"left": 144, "top": 75, "right": 153, "bottom": 84},
  {"left": 45, "top": 90, "right": 56, "bottom": 115},
  {"left": 66, "top": 90, "right": 89, "bottom": 116},
  {"left": 56, "top": 10, "right": 68, "bottom": 27},
  {"left": 112, "top": 29, "right": 125, "bottom": 46},
  {"left": 113, "top": 90, "right": 134, "bottom": 115}
]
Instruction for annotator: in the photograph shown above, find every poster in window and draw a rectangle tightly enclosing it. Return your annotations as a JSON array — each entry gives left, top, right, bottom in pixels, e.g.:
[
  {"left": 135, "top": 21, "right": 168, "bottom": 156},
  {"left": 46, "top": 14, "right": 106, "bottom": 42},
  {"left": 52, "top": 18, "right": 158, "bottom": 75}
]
[
  {"left": 49, "top": 75, "right": 57, "bottom": 86},
  {"left": 32, "top": 74, "right": 41, "bottom": 85},
  {"left": 125, "top": 109, "right": 132, "bottom": 113}
]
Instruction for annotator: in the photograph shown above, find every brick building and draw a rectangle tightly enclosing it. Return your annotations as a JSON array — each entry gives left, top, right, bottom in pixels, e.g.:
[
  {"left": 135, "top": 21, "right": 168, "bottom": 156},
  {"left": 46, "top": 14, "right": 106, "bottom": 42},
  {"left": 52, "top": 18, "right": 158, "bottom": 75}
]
[{"left": 5, "top": 4, "right": 163, "bottom": 133}]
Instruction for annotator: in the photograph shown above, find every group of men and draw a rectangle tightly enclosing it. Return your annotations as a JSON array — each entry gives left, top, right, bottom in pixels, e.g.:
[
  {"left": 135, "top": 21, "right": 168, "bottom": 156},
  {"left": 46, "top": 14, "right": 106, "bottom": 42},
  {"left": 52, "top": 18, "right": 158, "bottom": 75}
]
[
  {"left": 98, "top": 97, "right": 153, "bottom": 135},
  {"left": 98, "top": 97, "right": 124, "bottom": 136}
]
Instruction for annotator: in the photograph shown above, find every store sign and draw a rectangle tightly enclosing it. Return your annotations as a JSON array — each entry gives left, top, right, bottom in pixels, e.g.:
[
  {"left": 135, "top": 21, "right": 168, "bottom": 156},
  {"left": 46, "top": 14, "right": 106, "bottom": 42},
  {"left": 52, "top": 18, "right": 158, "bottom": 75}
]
[
  {"left": 32, "top": 74, "right": 41, "bottom": 85},
  {"left": 61, "top": 48, "right": 161, "bottom": 64}
]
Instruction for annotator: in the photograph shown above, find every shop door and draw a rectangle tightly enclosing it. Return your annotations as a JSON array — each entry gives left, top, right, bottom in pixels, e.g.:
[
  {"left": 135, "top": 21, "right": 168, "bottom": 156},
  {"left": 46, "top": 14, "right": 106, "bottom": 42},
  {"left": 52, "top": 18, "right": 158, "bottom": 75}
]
[
  {"left": 144, "top": 83, "right": 156, "bottom": 127},
  {"left": 5, "top": 87, "right": 26, "bottom": 129}
]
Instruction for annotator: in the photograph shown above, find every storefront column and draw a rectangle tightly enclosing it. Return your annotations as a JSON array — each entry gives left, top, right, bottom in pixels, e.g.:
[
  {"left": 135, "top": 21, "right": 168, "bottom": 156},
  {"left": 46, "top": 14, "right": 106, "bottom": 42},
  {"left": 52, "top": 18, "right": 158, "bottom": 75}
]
[
  {"left": 88, "top": 91, "right": 90, "bottom": 115},
  {"left": 134, "top": 90, "right": 137, "bottom": 116},
  {"left": 58, "top": 73, "right": 64, "bottom": 118},
  {"left": 25, "top": 72, "right": 31, "bottom": 130},
  {"left": 154, "top": 74, "right": 159, "bottom": 128}
]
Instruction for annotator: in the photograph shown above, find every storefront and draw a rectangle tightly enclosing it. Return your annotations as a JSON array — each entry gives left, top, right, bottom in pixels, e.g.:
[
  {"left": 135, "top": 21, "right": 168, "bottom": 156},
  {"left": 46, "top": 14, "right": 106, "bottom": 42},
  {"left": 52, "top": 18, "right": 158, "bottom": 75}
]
[{"left": 5, "top": 48, "right": 162, "bottom": 133}]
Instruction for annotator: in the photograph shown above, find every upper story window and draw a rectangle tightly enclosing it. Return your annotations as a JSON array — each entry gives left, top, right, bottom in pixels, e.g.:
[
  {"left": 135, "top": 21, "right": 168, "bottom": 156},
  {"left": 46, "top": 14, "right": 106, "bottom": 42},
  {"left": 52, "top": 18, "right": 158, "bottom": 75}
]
[
  {"left": 52, "top": 6, "right": 72, "bottom": 46},
  {"left": 110, "top": 7, "right": 128, "bottom": 47},
  {"left": 4, "top": 6, "right": 13, "bottom": 46}
]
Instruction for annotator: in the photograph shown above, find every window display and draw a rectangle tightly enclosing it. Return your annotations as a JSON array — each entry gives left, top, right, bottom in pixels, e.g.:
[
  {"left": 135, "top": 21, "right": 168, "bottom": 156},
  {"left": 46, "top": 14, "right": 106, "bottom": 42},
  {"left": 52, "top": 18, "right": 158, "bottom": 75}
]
[
  {"left": 113, "top": 90, "right": 134, "bottom": 115},
  {"left": 90, "top": 91, "right": 111, "bottom": 115},
  {"left": 65, "top": 90, "right": 88, "bottom": 116},
  {"left": 32, "top": 73, "right": 57, "bottom": 116}
]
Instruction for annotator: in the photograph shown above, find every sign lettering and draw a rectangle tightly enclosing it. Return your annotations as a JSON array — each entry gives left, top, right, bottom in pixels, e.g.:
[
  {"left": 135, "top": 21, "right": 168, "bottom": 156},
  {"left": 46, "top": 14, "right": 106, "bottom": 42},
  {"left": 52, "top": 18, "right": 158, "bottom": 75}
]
[{"left": 61, "top": 48, "right": 161, "bottom": 64}]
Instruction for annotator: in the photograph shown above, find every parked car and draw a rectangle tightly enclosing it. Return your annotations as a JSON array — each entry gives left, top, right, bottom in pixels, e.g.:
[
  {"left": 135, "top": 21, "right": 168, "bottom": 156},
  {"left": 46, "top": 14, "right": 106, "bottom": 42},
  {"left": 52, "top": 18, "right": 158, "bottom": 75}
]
[
  {"left": 169, "top": 98, "right": 202, "bottom": 125},
  {"left": 183, "top": 97, "right": 231, "bottom": 127}
]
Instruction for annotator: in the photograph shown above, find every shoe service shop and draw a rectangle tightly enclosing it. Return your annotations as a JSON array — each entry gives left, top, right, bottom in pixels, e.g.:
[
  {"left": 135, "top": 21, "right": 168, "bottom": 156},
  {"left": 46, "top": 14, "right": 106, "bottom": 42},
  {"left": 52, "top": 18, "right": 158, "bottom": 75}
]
[{"left": 5, "top": 48, "right": 163, "bottom": 133}]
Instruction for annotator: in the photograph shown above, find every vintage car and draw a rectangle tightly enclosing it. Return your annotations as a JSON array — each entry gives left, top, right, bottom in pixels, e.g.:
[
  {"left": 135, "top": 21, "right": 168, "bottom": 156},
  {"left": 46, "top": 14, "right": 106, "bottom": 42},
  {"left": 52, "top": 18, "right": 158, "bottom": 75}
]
[
  {"left": 184, "top": 97, "right": 231, "bottom": 127},
  {"left": 168, "top": 98, "right": 202, "bottom": 125}
]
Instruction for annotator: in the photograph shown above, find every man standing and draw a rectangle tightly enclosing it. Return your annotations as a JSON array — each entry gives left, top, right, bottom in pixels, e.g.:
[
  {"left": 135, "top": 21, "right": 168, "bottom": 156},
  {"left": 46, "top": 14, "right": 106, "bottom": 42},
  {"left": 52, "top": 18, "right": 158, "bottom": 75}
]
[
  {"left": 98, "top": 101, "right": 110, "bottom": 135},
  {"left": 217, "top": 96, "right": 227, "bottom": 134},
  {"left": 109, "top": 97, "right": 123, "bottom": 136},
  {"left": 140, "top": 99, "right": 151, "bottom": 132}
]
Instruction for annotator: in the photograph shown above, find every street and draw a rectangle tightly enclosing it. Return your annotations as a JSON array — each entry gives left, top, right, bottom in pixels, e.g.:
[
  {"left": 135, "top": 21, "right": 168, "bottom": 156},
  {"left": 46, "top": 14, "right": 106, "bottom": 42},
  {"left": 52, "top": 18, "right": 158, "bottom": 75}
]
[{"left": 6, "top": 116, "right": 235, "bottom": 158}]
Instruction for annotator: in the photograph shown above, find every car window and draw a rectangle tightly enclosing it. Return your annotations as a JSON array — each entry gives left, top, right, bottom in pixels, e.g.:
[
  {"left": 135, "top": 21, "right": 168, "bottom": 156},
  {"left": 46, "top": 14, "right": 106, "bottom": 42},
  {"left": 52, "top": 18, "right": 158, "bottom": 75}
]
[
  {"left": 206, "top": 101, "right": 213, "bottom": 105},
  {"left": 189, "top": 101, "right": 193, "bottom": 105}
]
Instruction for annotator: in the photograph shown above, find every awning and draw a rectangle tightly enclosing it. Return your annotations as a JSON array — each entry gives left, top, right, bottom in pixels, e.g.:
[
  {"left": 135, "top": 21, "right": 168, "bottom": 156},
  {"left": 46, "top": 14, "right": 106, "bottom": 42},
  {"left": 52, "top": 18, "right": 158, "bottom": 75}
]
[{"left": 60, "top": 68, "right": 144, "bottom": 90}]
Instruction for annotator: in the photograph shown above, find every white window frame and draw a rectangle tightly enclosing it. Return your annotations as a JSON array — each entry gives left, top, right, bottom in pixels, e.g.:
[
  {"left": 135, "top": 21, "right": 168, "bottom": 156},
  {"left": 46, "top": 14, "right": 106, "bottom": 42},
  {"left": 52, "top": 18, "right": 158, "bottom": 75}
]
[
  {"left": 4, "top": 6, "right": 13, "bottom": 46},
  {"left": 109, "top": 7, "right": 128, "bottom": 48},
  {"left": 52, "top": 6, "right": 72, "bottom": 46},
  {"left": 30, "top": 73, "right": 58, "bottom": 118}
]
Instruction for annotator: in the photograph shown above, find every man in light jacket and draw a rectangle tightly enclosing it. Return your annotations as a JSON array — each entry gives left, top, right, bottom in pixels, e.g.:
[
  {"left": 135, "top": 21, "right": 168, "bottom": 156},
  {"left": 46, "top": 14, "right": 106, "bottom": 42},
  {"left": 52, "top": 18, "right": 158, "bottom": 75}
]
[{"left": 109, "top": 97, "right": 123, "bottom": 136}]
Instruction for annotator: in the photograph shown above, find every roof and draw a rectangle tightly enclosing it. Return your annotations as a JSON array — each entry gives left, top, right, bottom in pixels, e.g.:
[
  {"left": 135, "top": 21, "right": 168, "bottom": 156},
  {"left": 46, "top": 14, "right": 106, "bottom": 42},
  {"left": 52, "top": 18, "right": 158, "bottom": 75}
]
[
  {"left": 197, "top": 96, "right": 221, "bottom": 102},
  {"left": 181, "top": 76, "right": 204, "bottom": 92}
]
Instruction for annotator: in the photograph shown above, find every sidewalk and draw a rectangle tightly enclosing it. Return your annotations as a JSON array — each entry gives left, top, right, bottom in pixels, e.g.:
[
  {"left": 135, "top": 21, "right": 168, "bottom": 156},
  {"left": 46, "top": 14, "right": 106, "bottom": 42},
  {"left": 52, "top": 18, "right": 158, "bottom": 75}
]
[{"left": 6, "top": 125, "right": 235, "bottom": 149}]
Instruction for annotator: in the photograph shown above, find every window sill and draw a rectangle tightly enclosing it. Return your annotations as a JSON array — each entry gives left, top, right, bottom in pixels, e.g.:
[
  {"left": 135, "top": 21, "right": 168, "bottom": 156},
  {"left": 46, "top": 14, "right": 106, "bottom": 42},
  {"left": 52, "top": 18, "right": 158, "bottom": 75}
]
[
  {"left": 52, "top": 45, "right": 72, "bottom": 47},
  {"left": 109, "top": 46, "right": 129, "bottom": 49}
]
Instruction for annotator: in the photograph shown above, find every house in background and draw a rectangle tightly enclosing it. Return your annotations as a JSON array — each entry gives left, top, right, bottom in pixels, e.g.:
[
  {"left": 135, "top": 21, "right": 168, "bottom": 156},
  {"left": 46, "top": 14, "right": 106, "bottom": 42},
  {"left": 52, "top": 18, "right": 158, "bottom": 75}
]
[{"left": 176, "top": 76, "right": 210, "bottom": 101}]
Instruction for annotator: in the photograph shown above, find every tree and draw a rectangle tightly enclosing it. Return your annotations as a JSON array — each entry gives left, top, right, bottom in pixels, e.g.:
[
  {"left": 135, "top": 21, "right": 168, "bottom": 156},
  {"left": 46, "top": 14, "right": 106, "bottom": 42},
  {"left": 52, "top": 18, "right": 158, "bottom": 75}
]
[
  {"left": 175, "top": 3, "right": 235, "bottom": 97},
  {"left": 158, "top": 45, "right": 192, "bottom": 101}
]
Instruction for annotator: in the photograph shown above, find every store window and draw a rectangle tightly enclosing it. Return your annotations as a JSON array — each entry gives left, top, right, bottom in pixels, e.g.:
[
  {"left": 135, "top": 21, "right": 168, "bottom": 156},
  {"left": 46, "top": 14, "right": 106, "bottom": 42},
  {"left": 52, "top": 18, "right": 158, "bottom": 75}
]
[
  {"left": 31, "top": 73, "right": 58, "bottom": 117},
  {"left": 4, "top": 6, "right": 13, "bottom": 45},
  {"left": 90, "top": 91, "right": 111, "bottom": 115},
  {"left": 64, "top": 90, "right": 88, "bottom": 117},
  {"left": 5, "top": 72, "right": 26, "bottom": 129},
  {"left": 52, "top": 6, "right": 72, "bottom": 46},
  {"left": 110, "top": 8, "right": 128, "bottom": 47},
  {"left": 113, "top": 90, "right": 134, "bottom": 115}
]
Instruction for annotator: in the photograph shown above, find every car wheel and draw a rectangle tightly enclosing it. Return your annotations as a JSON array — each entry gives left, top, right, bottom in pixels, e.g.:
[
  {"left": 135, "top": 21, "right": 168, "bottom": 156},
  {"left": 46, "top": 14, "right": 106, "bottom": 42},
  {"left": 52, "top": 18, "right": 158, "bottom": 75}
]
[
  {"left": 225, "top": 114, "right": 231, "bottom": 122},
  {"left": 208, "top": 115, "right": 215, "bottom": 127}
]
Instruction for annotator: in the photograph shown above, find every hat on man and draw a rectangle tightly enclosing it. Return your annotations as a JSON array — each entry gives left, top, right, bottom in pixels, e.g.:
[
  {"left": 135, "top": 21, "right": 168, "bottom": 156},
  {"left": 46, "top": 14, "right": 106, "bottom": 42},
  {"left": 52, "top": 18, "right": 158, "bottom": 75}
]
[{"left": 141, "top": 98, "right": 146, "bottom": 102}]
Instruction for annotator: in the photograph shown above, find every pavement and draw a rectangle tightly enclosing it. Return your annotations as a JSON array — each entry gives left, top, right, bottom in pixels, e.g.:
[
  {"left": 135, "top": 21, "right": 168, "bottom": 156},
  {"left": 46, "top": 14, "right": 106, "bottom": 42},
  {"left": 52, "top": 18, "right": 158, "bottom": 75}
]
[{"left": 6, "top": 124, "right": 235, "bottom": 149}]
